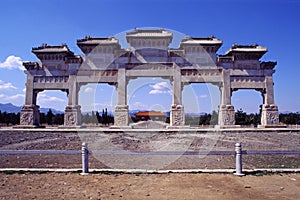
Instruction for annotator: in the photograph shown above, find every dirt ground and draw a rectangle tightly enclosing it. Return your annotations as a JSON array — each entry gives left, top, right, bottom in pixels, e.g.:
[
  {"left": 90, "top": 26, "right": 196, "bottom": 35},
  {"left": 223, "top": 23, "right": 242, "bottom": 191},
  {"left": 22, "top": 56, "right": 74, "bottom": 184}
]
[
  {"left": 0, "top": 172, "right": 299, "bottom": 200},
  {"left": 0, "top": 129, "right": 299, "bottom": 199},
  {"left": 0, "top": 129, "right": 299, "bottom": 169}
]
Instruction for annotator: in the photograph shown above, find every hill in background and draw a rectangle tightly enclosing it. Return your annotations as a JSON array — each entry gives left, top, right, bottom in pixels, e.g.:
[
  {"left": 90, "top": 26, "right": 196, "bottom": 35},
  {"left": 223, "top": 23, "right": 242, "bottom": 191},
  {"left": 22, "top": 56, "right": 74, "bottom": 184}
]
[{"left": 0, "top": 103, "right": 63, "bottom": 114}]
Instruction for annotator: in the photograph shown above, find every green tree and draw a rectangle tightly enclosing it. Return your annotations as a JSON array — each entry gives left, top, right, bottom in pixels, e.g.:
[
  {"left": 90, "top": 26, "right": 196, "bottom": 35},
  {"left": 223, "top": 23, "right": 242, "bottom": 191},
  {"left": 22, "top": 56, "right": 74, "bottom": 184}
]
[
  {"left": 280, "top": 113, "right": 300, "bottom": 125},
  {"left": 0, "top": 110, "right": 2, "bottom": 124},
  {"left": 235, "top": 109, "right": 247, "bottom": 125},
  {"left": 46, "top": 109, "right": 54, "bottom": 125},
  {"left": 40, "top": 113, "right": 46, "bottom": 124},
  {"left": 102, "top": 108, "right": 107, "bottom": 125},
  {"left": 91, "top": 111, "right": 98, "bottom": 125},
  {"left": 53, "top": 114, "right": 64, "bottom": 125},
  {"left": 96, "top": 111, "right": 101, "bottom": 124},
  {"left": 199, "top": 113, "right": 212, "bottom": 125},
  {"left": 247, "top": 113, "right": 260, "bottom": 125},
  {"left": 210, "top": 111, "right": 218, "bottom": 125},
  {"left": 2, "top": 112, "right": 9, "bottom": 126},
  {"left": 82, "top": 113, "right": 91, "bottom": 124}
]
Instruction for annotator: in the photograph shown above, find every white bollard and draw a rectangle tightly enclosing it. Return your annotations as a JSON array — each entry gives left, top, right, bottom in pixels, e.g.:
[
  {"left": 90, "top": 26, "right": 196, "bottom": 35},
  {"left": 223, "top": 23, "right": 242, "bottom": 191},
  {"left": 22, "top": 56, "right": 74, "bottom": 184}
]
[
  {"left": 81, "top": 142, "right": 89, "bottom": 175},
  {"left": 234, "top": 143, "right": 245, "bottom": 176}
]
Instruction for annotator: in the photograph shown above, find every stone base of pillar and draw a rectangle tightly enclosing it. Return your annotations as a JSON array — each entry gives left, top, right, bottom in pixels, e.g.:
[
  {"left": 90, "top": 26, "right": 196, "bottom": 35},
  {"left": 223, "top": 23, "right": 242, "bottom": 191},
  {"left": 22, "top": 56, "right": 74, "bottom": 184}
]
[
  {"left": 257, "top": 124, "right": 286, "bottom": 128},
  {"left": 214, "top": 125, "right": 241, "bottom": 129},
  {"left": 112, "top": 105, "right": 131, "bottom": 128},
  {"left": 259, "top": 104, "right": 285, "bottom": 128},
  {"left": 218, "top": 104, "right": 240, "bottom": 129},
  {"left": 64, "top": 105, "right": 82, "bottom": 127},
  {"left": 166, "top": 125, "right": 190, "bottom": 129},
  {"left": 170, "top": 104, "right": 185, "bottom": 127},
  {"left": 16, "top": 105, "right": 42, "bottom": 128},
  {"left": 109, "top": 125, "right": 133, "bottom": 129}
]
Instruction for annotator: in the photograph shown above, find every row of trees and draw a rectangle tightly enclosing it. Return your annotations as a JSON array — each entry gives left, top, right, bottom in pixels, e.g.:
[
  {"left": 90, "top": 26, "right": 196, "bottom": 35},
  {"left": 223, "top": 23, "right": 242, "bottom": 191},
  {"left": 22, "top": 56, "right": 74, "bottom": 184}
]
[
  {"left": 185, "top": 111, "right": 219, "bottom": 125},
  {"left": 1, "top": 109, "right": 300, "bottom": 126},
  {"left": 0, "top": 108, "right": 114, "bottom": 126},
  {"left": 0, "top": 111, "right": 20, "bottom": 126},
  {"left": 43, "top": 108, "right": 115, "bottom": 126},
  {"left": 82, "top": 108, "right": 114, "bottom": 125},
  {"left": 185, "top": 109, "right": 298, "bottom": 126},
  {"left": 40, "top": 110, "right": 64, "bottom": 125}
]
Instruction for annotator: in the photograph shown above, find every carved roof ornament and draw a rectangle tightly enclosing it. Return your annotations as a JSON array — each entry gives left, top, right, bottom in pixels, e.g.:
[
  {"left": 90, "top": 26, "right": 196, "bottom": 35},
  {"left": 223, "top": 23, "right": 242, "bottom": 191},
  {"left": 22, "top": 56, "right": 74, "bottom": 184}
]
[
  {"left": 77, "top": 36, "right": 119, "bottom": 45},
  {"left": 226, "top": 43, "right": 268, "bottom": 57},
  {"left": 260, "top": 61, "right": 277, "bottom": 70},
  {"left": 23, "top": 28, "right": 277, "bottom": 74},
  {"left": 126, "top": 28, "right": 173, "bottom": 49},
  {"left": 77, "top": 36, "right": 121, "bottom": 54},
  {"left": 32, "top": 43, "right": 74, "bottom": 55},
  {"left": 23, "top": 62, "right": 41, "bottom": 70},
  {"left": 126, "top": 28, "right": 173, "bottom": 38},
  {"left": 180, "top": 35, "right": 223, "bottom": 46}
]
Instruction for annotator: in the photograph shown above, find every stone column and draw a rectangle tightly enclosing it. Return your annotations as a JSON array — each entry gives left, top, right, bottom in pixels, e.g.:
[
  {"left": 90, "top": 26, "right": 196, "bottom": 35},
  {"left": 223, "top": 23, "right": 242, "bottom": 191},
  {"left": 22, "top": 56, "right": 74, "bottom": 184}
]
[
  {"left": 260, "top": 76, "right": 280, "bottom": 127},
  {"left": 64, "top": 75, "right": 81, "bottom": 127},
  {"left": 218, "top": 69, "right": 236, "bottom": 127},
  {"left": 170, "top": 66, "right": 185, "bottom": 126},
  {"left": 20, "top": 75, "right": 41, "bottom": 127},
  {"left": 114, "top": 68, "right": 129, "bottom": 127}
]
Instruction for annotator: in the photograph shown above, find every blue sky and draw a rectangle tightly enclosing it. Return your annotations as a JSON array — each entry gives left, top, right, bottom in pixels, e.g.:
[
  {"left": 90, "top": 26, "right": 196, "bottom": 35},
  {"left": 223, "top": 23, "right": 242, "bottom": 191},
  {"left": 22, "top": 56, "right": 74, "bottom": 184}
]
[{"left": 0, "top": 0, "right": 299, "bottom": 113}]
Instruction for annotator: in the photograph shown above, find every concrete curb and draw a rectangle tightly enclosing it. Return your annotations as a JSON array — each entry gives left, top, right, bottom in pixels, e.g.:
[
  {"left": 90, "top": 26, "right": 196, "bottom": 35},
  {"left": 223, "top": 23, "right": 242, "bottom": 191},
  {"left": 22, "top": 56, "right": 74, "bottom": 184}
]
[{"left": 0, "top": 168, "right": 299, "bottom": 174}]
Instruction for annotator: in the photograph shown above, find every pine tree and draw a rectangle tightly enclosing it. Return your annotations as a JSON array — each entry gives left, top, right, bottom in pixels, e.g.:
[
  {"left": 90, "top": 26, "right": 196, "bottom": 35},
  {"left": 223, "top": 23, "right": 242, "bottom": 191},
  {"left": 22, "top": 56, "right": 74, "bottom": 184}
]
[
  {"left": 46, "top": 109, "right": 54, "bottom": 125},
  {"left": 210, "top": 110, "right": 218, "bottom": 125},
  {"left": 0, "top": 110, "right": 2, "bottom": 124},
  {"left": 96, "top": 111, "right": 101, "bottom": 124}
]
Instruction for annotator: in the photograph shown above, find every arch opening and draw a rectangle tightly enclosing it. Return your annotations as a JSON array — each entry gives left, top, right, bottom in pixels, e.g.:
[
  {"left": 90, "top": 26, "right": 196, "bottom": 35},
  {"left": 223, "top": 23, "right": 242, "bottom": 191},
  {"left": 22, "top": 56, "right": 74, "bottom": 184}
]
[
  {"left": 79, "top": 83, "right": 116, "bottom": 127},
  {"left": 231, "top": 89, "right": 262, "bottom": 126},
  {"left": 36, "top": 90, "right": 67, "bottom": 126},
  {"left": 183, "top": 83, "right": 220, "bottom": 127}
]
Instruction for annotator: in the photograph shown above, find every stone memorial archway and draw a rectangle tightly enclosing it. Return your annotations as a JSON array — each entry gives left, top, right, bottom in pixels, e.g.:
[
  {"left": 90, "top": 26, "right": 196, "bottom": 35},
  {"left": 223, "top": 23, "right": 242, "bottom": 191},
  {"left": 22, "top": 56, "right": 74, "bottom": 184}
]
[{"left": 20, "top": 28, "right": 280, "bottom": 128}]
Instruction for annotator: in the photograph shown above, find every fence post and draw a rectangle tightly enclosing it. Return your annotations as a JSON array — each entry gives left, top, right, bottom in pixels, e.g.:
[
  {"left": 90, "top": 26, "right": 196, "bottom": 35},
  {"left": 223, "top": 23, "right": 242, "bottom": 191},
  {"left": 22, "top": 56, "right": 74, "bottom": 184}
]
[
  {"left": 234, "top": 143, "right": 245, "bottom": 176},
  {"left": 81, "top": 142, "right": 89, "bottom": 175}
]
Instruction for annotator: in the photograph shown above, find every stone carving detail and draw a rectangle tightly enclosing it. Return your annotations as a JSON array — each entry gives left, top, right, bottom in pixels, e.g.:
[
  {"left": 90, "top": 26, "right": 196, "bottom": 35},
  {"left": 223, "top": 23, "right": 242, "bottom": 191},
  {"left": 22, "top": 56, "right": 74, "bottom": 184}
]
[
  {"left": 65, "top": 113, "right": 76, "bottom": 126},
  {"left": 219, "top": 104, "right": 235, "bottom": 126},
  {"left": 266, "top": 112, "right": 279, "bottom": 123},
  {"left": 261, "top": 104, "right": 279, "bottom": 125},
  {"left": 114, "top": 105, "right": 129, "bottom": 126},
  {"left": 20, "top": 105, "right": 40, "bottom": 126},
  {"left": 64, "top": 105, "right": 81, "bottom": 127},
  {"left": 20, "top": 112, "right": 33, "bottom": 125},
  {"left": 170, "top": 104, "right": 184, "bottom": 126},
  {"left": 34, "top": 76, "right": 68, "bottom": 83}
]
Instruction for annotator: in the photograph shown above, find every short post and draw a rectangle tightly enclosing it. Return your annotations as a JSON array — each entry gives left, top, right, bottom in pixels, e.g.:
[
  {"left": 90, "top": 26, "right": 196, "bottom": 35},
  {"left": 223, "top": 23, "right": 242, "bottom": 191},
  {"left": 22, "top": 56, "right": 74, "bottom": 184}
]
[
  {"left": 234, "top": 143, "right": 245, "bottom": 176},
  {"left": 81, "top": 142, "right": 89, "bottom": 175}
]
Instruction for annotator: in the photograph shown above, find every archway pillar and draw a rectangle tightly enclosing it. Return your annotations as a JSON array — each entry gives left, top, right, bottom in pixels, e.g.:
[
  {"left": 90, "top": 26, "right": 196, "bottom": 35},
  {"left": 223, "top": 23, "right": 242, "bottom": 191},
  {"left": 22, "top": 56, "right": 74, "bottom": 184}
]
[
  {"left": 259, "top": 76, "right": 281, "bottom": 127},
  {"left": 19, "top": 75, "right": 41, "bottom": 127},
  {"left": 169, "top": 66, "right": 185, "bottom": 127},
  {"left": 218, "top": 69, "right": 237, "bottom": 128},
  {"left": 64, "top": 75, "right": 82, "bottom": 127},
  {"left": 113, "top": 68, "right": 130, "bottom": 128}
]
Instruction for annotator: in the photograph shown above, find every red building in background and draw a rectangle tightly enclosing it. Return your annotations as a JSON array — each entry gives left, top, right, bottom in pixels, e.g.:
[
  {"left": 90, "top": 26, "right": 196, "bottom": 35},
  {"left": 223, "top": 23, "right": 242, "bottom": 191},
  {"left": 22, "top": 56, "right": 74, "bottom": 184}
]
[{"left": 133, "top": 111, "right": 167, "bottom": 122}]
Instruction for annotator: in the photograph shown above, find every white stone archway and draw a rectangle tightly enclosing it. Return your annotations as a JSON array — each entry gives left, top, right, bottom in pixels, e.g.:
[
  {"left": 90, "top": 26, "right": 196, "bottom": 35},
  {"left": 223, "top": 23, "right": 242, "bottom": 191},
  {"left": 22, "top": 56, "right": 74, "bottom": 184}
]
[{"left": 19, "top": 28, "right": 281, "bottom": 128}]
